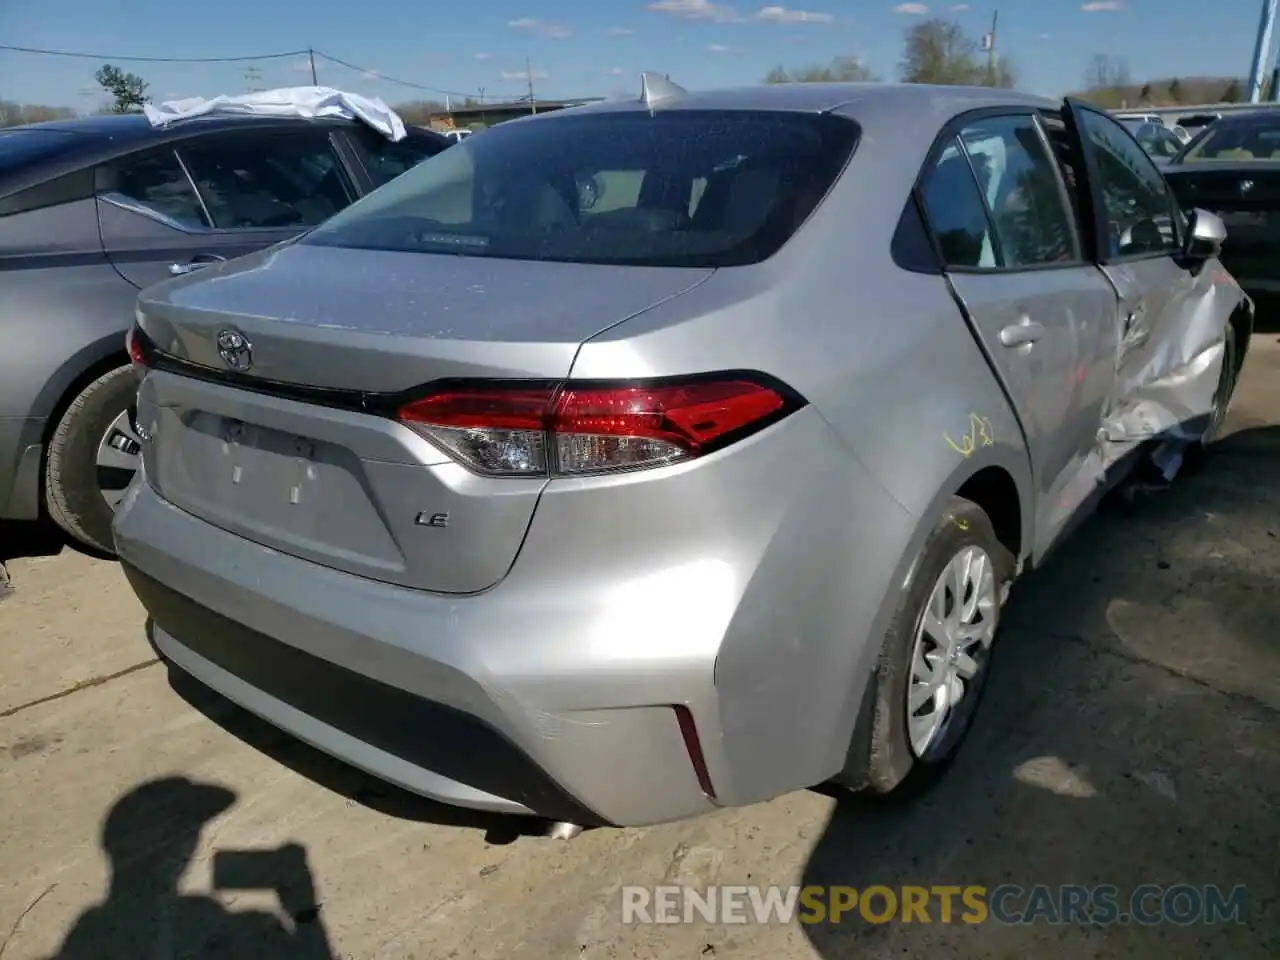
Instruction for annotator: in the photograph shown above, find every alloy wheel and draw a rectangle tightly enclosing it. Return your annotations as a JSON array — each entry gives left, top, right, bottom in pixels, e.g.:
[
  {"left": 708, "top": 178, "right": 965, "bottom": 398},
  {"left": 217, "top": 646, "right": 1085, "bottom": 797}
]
[
  {"left": 96, "top": 408, "right": 142, "bottom": 510},
  {"left": 906, "top": 545, "right": 999, "bottom": 758}
]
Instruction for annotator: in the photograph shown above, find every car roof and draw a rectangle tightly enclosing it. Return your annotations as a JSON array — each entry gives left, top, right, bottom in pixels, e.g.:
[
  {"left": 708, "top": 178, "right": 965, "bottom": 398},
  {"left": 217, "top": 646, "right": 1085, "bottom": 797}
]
[
  {"left": 1, "top": 112, "right": 445, "bottom": 199},
  {"left": 514, "top": 81, "right": 1059, "bottom": 122}
]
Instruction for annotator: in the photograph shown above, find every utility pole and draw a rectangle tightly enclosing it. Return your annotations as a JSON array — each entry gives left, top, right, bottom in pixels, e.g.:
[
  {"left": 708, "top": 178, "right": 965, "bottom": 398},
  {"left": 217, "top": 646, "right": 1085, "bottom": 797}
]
[
  {"left": 308, "top": 48, "right": 318, "bottom": 86},
  {"left": 478, "top": 87, "right": 486, "bottom": 104},
  {"left": 244, "top": 64, "right": 262, "bottom": 93},
  {"left": 984, "top": 10, "right": 999, "bottom": 85},
  {"left": 1247, "top": 0, "right": 1279, "bottom": 103},
  {"left": 526, "top": 58, "right": 536, "bottom": 114}
]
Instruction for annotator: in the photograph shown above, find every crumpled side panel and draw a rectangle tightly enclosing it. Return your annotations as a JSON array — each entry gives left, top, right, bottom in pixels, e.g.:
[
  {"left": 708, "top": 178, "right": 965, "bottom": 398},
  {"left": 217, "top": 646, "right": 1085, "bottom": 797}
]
[
  {"left": 1098, "top": 263, "right": 1250, "bottom": 478},
  {"left": 142, "top": 86, "right": 407, "bottom": 141}
]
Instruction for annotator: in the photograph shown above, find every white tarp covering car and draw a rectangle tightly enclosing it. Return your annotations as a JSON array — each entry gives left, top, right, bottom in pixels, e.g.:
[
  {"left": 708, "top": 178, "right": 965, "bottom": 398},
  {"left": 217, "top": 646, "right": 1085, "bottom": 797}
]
[{"left": 143, "top": 86, "right": 406, "bottom": 142}]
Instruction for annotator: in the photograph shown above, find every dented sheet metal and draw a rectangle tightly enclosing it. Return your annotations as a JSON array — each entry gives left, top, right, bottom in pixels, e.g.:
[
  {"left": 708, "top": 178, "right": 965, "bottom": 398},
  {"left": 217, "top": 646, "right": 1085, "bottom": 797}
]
[{"left": 1097, "top": 262, "right": 1249, "bottom": 473}]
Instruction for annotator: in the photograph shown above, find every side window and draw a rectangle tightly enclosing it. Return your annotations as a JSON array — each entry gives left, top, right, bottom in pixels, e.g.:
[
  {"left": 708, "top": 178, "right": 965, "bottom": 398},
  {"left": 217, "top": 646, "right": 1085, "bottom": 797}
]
[
  {"left": 957, "top": 116, "right": 1079, "bottom": 266},
  {"left": 360, "top": 133, "right": 446, "bottom": 188},
  {"left": 1076, "top": 110, "right": 1179, "bottom": 259},
  {"left": 177, "top": 131, "right": 352, "bottom": 229},
  {"left": 919, "top": 138, "right": 998, "bottom": 269},
  {"left": 101, "top": 150, "right": 209, "bottom": 229}
]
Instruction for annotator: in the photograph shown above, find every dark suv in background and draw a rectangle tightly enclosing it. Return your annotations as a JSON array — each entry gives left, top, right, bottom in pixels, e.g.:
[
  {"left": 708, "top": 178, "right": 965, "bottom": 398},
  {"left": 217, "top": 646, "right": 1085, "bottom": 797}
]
[{"left": 1, "top": 112, "right": 448, "bottom": 554}]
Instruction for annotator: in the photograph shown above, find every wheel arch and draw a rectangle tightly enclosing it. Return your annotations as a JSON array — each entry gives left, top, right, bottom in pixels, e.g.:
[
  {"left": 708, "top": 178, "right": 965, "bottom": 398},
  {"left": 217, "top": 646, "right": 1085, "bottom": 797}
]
[{"left": 833, "top": 449, "right": 1028, "bottom": 790}]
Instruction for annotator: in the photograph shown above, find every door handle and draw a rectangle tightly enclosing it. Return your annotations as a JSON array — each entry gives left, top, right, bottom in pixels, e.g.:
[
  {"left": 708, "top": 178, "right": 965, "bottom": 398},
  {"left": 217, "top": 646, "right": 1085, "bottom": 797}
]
[
  {"left": 168, "top": 254, "right": 226, "bottom": 276},
  {"left": 999, "top": 318, "right": 1045, "bottom": 348}
]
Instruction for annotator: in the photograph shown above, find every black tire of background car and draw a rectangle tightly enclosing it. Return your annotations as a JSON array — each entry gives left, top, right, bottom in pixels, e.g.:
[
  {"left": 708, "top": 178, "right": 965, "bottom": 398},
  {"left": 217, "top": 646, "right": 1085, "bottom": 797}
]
[
  {"left": 44, "top": 365, "right": 137, "bottom": 557},
  {"left": 1203, "top": 322, "right": 1239, "bottom": 446},
  {"left": 861, "top": 495, "right": 1015, "bottom": 800}
]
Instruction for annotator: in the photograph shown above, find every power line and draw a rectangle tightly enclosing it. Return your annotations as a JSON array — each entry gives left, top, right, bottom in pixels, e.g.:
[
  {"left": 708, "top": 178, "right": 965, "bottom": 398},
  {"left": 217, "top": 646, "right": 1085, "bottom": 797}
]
[
  {"left": 2, "top": 42, "right": 501, "bottom": 103},
  {"left": 0, "top": 43, "right": 308, "bottom": 63},
  {"left": 311, "top": 50, "right": 473, "bottom": 98}
]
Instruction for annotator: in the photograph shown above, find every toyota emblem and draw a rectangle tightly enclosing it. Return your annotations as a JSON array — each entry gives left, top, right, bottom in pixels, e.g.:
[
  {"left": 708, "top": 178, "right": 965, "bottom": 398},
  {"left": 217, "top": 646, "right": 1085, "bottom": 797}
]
[{"left": 216, "top": 328, "right": 253, "bottom": 371}]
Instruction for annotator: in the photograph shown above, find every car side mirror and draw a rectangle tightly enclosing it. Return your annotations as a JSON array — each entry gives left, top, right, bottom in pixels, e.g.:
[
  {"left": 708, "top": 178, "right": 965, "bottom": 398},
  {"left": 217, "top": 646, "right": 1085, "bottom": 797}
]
[{"left": 1183, "top": 207, "right": 1226, "bottom": 260}]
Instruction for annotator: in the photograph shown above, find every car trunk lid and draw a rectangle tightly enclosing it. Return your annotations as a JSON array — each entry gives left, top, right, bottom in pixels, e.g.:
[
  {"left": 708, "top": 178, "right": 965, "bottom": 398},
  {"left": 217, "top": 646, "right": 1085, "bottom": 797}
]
[{"left": 135, "top": 243, "right": 713, "bottom": 593}]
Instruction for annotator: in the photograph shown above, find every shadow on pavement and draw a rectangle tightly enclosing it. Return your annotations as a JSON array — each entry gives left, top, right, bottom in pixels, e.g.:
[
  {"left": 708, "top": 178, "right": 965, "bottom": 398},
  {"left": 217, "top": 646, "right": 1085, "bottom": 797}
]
[
  {"left": 163, "top": 665, "right": 558, "bottom": 846},
  {"left": 0, "top": 521, "right": 65, "bottom": 565},
  {"left": 801, "top": 425, "right": 1280, "bottom": 957},
  {"left": 47, "top": 776, "right": 336, "bottom": 959}
]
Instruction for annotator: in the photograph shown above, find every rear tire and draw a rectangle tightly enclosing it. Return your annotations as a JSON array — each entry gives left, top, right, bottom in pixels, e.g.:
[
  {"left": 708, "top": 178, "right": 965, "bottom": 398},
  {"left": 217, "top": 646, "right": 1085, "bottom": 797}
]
[
  {"left": 45, "top": 365, "right": 140, "bottom": 557},
  {"left": 861, "top": 496, "right": 1015, "bottom": 799}
]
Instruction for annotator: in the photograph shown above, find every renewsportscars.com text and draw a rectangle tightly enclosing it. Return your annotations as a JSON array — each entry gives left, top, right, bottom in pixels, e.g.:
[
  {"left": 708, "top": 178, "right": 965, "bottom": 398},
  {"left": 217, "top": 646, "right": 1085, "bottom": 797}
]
[{"left": 621, "top": 884, "right": 1249, "bottom": 926}]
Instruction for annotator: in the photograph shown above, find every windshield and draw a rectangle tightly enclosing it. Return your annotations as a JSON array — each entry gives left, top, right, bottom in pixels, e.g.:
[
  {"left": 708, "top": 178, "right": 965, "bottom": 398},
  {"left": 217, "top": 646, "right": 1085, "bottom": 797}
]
[
  {"left": 302, "top": 109, "right": 860, "bottom": 268},
  {"left": 1176, "top": 114, "right": 1280, "bottom": 162},
  {"left": 0, "top": 127, "right": 82, "bottom": 176}
]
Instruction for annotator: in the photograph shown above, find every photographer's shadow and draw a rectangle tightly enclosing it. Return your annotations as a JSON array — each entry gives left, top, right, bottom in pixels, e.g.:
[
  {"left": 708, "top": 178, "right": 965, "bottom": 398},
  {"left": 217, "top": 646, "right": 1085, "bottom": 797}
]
[{"left": 50, "top": 776, "right": 335, "bottom": 959}]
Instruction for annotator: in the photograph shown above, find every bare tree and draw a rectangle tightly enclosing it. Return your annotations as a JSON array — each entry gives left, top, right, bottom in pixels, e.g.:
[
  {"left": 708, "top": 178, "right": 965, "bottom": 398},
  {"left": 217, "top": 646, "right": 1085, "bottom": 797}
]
[
  {"left": 763, "top": 56, "right": 877, "bottom": 84},
  {"left": 0, "top": 101, "right": 77, "bottom": 127},
  {"left": 1081, "top": 54, "right": 1132, "bottom": 108},
  {"left": 900, "top": 18, "right": 1013, "bottom": 86}
]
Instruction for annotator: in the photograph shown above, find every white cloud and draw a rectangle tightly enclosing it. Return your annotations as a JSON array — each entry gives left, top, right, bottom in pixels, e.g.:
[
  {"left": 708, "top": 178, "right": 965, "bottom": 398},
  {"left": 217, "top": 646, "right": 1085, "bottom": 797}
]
[
  {"left": 606, "top": 26, "right": 634, "bottom": 35},
  {"left": 361, "top": 69, "right": 379, "bottom": 80},
  {"left": 610, "top": 67, "right": 625, "bottom": 75},
  {"left": 894, "top": 2, "right": 928, "bottom": 12},
  {"left": 707, "top": 43, "right": 731, "bottom": 52},
  {"left": 649, "top": 0, "right": 742, "bottom": 23},
  {"left": 508, "top": 17, "right": 572, "bottom": 38},
  {"left": 950, "top": 3, "right": 969, "bottom": 9},
  {"left": 500, "top": 69, "right": 549, "bottom": 80},
  {"left": 756, "top": 6, "right": 833, "bottom": 22},
  {"left": 1081, "top": 0, "right": 1123, "bottom": 9},
  {"left": 290, "top": 57, "right": 320, "bottom": 72},
  {"left": 473, "top": 52, "right": 491, "bottom": 60},
  {"left": 1038, "top": 31, "right": 1051, "bottom": 39}
]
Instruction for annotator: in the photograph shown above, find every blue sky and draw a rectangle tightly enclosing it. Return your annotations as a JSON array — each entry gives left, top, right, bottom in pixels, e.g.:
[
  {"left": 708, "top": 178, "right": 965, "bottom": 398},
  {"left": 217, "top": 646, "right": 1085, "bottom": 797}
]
[{"left": 2, "top": 0, "right": 1271, "bottom": 109}]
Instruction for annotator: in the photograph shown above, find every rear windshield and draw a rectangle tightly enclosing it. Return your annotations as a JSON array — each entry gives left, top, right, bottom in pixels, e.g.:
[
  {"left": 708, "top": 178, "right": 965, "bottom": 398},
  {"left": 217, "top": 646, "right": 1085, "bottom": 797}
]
[
  {"left": 0, "top": 128, "right": 82, "bottom": 176},
  {"left": 1177, "top": 115, "right": 1280, "bottom": 162},
  {"left": 302, "top": 109, "right": 860, "bottom": 267}
]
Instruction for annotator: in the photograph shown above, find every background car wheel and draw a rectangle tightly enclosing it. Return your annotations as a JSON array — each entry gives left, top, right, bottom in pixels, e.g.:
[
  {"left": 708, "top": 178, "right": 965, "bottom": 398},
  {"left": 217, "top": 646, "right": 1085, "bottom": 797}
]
[
  {"left": 44, "top": 365, "right": 141, "bottom": 556},
  {"left": 862, "top": 496, "right": 1015, "bottom": 799},
  {"left": 1202, "top": 322, "right": 1239, "bottom": 446}
]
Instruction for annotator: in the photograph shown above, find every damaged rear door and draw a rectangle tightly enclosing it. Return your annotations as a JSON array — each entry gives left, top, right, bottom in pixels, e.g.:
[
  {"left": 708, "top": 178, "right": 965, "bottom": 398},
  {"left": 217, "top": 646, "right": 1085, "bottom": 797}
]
[
  {"left": 1064, "top": 100, "right": 1239, "bottom": 470},
  {"left": 917, "top": 110, "right": 1120, "bottom": 561}
]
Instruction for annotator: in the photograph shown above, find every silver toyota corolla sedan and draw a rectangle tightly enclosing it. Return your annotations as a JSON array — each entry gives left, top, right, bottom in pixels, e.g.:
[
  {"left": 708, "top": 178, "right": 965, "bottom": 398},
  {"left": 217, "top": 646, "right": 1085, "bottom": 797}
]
[{"left": 114, "top": 78, "right": 1250, "bottom": 829}]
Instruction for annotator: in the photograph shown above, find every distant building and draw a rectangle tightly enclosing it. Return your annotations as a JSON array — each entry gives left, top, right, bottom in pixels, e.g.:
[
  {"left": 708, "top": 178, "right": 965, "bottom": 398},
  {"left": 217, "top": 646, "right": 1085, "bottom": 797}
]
[{"left": 428, "top": 97, "right": 603, "bottom": 131}]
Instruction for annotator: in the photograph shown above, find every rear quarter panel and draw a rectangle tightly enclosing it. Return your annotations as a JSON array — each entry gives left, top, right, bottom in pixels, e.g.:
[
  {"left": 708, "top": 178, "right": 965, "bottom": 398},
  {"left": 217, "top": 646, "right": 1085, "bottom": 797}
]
[
  {"left": 1, "top": 197, "right": 135, "bottom": 423},
  {"left": 0, "top": 198, "right": 134, "bottom": 517},
  {"left": 568, "top": 102, "right": 1034, "bottom": 802}
]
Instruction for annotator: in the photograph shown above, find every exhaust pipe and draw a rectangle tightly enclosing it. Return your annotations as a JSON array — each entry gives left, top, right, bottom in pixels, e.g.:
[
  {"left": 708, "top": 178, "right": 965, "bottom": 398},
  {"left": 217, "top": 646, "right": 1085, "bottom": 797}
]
[{"left": 543, "top": 821, "right": 584, "bottom": 840}]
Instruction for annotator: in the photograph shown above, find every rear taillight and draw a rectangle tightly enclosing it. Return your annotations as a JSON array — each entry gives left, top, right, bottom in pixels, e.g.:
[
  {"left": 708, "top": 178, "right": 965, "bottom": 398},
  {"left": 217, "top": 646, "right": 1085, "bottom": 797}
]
[
  {"left": 125, "top": 321, "right": 149, "bottom": 373},
  {"left": 397, "top": 374, "right": 802, "bottom": 477}
]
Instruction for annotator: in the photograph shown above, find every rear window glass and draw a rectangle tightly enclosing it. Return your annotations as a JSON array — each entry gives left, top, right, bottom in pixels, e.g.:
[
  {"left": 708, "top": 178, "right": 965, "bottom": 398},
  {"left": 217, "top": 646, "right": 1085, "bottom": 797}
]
[
  {"left": 0, "top": 128, "right": 82, "bottom": 176},
  {"left": 1178, "top": 115, "right": 1280, "bottom": 162},
  {"left": 302, "top": 110, "right": 860, "bottom": 267}
]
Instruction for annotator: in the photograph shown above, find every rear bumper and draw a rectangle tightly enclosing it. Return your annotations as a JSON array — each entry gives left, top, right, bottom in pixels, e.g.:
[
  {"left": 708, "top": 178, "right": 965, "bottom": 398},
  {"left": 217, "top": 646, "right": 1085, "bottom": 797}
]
[
  {"left": 114, "top": 401, "right": 909, "bottom": 826},
  {"left": 0, "top": 418, "right": 44, "bottom": 521},
  {"left": 114, "top": 479, "right": 717, "bottom": 827}
]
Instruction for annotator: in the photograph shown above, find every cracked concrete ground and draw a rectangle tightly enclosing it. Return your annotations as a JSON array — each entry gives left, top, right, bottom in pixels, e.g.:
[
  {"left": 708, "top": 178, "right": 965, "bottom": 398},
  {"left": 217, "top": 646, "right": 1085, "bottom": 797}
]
[{"left": 1, "top": 339, "right": 1278, "bottom": 960}]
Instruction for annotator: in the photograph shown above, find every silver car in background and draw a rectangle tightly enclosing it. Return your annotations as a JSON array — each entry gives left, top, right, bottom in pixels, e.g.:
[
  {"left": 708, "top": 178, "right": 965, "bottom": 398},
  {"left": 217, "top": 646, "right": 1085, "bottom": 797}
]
[{"left": 114, "top": 80, "right": 1249, "bottom": 828}]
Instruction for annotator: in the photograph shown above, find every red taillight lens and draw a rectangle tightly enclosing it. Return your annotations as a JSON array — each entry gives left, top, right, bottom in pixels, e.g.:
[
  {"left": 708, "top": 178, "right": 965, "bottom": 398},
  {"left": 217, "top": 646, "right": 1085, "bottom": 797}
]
[
  {"left": 397, "top": 375, "right": 798, "bottom": 477},
  {"left": 125, "top": 323, "right": 148, "bottom": 370}
]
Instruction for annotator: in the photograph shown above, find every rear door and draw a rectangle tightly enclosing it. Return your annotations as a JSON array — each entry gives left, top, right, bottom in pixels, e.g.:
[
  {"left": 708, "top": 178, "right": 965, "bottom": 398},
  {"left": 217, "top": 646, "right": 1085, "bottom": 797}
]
[
  {"left": 917, "top": 109, "right": 1121, "bottom": 559},
  {"left": 1063, "top": 100, "right": 1203, "bottom": 439},
  {"left": 96, "top": 125, "right": 355, "bottom": 289}
]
